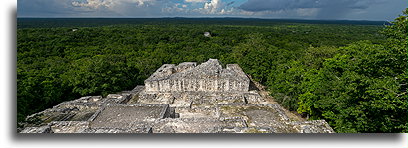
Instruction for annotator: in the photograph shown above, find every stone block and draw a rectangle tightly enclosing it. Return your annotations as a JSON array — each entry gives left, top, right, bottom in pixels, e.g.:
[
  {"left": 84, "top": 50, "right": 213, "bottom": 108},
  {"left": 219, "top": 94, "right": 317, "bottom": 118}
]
[
  {"left": 20, "top": 125, "right": 51, "bottom": 133},
  {"left": 90, "top": 104, "right": 171, "bottom": 129},
  {"left": 291, "top": 120, "right": 335, "bottom": 133},
  {"left": 144, "top": 59, "right": 250, "bottom": 93},
  {"left": 50, "top": 121, "right": 89, "bottom": 133}
]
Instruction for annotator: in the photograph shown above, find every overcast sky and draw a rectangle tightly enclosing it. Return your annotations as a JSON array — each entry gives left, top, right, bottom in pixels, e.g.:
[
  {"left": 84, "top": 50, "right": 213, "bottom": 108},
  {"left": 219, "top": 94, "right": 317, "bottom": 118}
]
[{"left": 17, "top": 0, "right": 407, "bottom": 21}]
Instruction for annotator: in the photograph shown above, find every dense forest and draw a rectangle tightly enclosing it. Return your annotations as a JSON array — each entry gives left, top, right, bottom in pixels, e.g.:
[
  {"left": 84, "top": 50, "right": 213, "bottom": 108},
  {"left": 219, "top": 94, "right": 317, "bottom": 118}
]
[{"left": 17, "top": 9, "right": 407, "bottom": 133}]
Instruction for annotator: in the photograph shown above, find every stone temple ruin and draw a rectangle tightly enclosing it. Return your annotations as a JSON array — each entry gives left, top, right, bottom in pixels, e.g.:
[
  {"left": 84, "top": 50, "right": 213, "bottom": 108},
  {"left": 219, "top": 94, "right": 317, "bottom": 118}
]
[
  {"left": 20, "top": 59, "right": 334, "bottom": 133},
  {"left": 145, "top": 59, "right": 249, "bottom": 93}
]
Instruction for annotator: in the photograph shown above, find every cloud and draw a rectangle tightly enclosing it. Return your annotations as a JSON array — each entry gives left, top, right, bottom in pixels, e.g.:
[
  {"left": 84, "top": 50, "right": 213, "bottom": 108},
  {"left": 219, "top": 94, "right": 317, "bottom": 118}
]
[
  {"left": 72, "top": 0, "right": 157, "bottom": 9},
  {"left": 18, "top": 0, "right": 88, "bottom": 17},
  {"left": 70, "top": 0, "right": 168, "bottom": 17},
  {"left": 196, "top": 0, "right": 236, "bottom": 15},
  {"left": 71, "top": 0, "right": 110, "bottom": 9},
  {"left": 203, "top": 0, "right": 221, "bottom": 14},
  {"left": 226, "top": 1, "right": 235, "bottom": 6},
  {"left": 238, "top": 0, "right": 382, "bottom": 19},
  {"left": 239, "top": 0, "right": 372, "bottom": 12},
  {"left": 162, "top": 3, "right": 190, "bottom": 15},
  {"left": 184, "top": 0, "right": 207, "bottom": 3}
]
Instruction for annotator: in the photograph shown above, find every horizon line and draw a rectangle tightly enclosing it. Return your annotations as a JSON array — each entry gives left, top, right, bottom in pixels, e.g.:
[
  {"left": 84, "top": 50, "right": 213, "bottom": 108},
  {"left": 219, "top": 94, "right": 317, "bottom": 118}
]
[{"left": 16, "top": 16, "right": 389, "bottom": 22}]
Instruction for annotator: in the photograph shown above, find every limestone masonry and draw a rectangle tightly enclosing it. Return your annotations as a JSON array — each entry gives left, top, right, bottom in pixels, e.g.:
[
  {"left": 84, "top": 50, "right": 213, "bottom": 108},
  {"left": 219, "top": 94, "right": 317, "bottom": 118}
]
[
  {"left": 145, "top": 59, "right": 249, "bottom": 92},
  {"left": 20, "top": 59, "right": 334, "bottom": 133}
]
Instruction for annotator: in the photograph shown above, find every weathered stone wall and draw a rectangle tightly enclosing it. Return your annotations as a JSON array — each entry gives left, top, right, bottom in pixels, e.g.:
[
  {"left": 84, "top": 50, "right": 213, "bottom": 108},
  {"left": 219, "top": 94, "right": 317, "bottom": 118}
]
[
  {"left": 146, "top": 78, "right": 249, "bottom": 92},
  {"left": 145, "top": 59, "right": 250, "bottom": 93}
]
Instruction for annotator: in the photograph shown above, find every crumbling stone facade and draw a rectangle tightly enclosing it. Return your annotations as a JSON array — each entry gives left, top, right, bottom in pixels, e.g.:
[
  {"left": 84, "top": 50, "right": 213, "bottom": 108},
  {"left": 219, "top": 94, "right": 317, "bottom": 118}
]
[
  {"left": 145, "top": 59, "right": 249, "bottom": 93},
  {"left": 19, "top": 59, "right": 334, "bottom": 133}
]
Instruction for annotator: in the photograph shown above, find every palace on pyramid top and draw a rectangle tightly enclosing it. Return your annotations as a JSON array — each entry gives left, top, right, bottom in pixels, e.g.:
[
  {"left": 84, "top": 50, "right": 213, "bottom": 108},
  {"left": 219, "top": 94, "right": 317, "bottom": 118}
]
[{"left": 145, "top": 59, "right": 249, "bottom": 93}]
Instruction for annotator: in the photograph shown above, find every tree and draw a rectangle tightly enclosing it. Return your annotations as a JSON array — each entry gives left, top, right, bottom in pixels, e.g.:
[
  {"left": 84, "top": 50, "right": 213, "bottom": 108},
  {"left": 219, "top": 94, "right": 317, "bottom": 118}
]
[{"left": 61, "top": 55, "right": 137, "bottom": 96}]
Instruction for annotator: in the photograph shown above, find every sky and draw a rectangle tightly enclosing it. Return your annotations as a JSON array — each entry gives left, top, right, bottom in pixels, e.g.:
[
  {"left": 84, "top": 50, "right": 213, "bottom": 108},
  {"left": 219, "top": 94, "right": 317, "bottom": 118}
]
[{"left": 17, "top": 0, "right": 407, "bottom": 21}]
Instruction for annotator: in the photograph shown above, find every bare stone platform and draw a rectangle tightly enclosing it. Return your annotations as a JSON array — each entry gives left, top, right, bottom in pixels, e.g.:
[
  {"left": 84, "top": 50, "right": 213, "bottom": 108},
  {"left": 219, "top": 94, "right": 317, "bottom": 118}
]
[{"left": 20, "top": 59, "right": 334, "bottom": 133}]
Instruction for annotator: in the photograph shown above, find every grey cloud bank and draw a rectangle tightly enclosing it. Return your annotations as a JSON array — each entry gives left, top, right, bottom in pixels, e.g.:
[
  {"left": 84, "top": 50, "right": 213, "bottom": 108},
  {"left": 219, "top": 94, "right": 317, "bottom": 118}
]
[
  {"left": 238, "top": 0, "right": 371, "bottom": 12},
  {"left": 237, "top": 0, "right": 406, "bottom": 20}
]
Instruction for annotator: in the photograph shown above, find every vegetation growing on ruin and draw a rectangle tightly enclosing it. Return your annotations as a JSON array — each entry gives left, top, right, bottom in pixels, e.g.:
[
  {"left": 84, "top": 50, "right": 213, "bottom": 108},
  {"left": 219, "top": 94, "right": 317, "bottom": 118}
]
[{"left": 17, "top": 8, "right": 407, "bottom": 133}]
